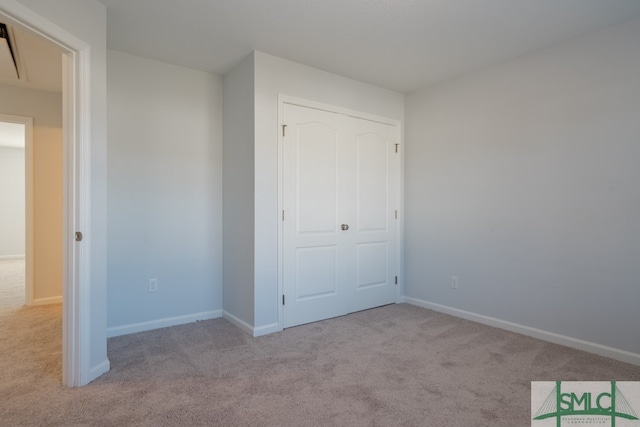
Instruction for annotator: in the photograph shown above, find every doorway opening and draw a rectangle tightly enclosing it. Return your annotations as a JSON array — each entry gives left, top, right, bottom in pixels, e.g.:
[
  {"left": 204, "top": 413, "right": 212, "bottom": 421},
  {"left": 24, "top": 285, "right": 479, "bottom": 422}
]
[
  {"left": 0, "top": 3, "right": 96, "bottom": 386},
  {"left": 0, "top": 119, "right": 27, "bottom": 307}
]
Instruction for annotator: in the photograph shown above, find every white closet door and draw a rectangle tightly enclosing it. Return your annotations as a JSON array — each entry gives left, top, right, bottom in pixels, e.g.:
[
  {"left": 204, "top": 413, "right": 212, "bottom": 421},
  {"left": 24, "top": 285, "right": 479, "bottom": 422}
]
[
  {"left": 282, "top": 103, "right": 398, "bottom": 328},
  {"left": 347, "top": 116, "right": 398, "bottom": 313}
]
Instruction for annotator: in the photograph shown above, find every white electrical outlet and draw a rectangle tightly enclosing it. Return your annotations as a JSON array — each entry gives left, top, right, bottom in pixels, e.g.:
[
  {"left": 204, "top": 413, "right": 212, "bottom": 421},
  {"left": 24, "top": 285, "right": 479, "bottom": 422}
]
[
  {"left": 450, "top": 276, "right": 459, "bottom": 290},
  {"left": 148, "top": 278, "right": 158, "bottom": 292}
]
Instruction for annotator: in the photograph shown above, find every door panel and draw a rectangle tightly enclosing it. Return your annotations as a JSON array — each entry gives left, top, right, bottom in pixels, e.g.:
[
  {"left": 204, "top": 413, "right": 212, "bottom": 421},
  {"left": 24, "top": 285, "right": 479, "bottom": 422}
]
[
  {"left": 348, "top": 118, "right": 397, "bottom": 313},
  {"left": 283, "top": 103, "right": 398, "bottom": 328},
  {"left": 356, "top": 132, "right": 389, "bottom": 232},
  {"left": 356, "top": 242, "right": 388, "bottom": 289},
  {"left": 295, "top": 245, "right": 338, "bottom": 300},
  {"left": 283, "top": 105, "right": 348, "bottom": 327},
  {"left": 296, "top": 123, "right": 338, "bottom": 235}
]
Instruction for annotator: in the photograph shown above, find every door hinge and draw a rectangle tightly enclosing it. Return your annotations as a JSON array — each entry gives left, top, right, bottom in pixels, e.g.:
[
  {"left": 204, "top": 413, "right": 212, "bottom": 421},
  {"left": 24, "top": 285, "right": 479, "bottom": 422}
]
[
  {"left": 282, "top": 210, "right": 285, "bottom": 221},
  {"left": 75, "top": 231, "right": 83, "bottom": 242},
  {"left": 395, "top": 210, "right": 398, "bottom": 219},
  {"left": 282, "top": 124, "right": 287, "bottom": 137},
  {"left": 395, "top": 143, "right": 399, "bottom": 153},
  {"left": 395, "top": 276, "right": 398, "bottom": 285},
  {"left": 282, "top": 294, "right": 285, "bottom": 305}
]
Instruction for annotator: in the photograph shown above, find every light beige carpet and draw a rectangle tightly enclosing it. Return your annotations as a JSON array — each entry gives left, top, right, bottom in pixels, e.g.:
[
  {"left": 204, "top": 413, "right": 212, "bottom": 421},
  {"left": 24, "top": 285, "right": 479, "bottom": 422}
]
[{"left": 1, "top": 260, "right": 639, "bottom": 426}]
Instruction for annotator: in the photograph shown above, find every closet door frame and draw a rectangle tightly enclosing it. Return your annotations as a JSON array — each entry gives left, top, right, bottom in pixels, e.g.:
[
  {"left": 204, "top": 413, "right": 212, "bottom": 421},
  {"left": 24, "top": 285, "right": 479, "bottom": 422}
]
[{"left": 277, "top": 95, "right": 404, "bottom": 331}]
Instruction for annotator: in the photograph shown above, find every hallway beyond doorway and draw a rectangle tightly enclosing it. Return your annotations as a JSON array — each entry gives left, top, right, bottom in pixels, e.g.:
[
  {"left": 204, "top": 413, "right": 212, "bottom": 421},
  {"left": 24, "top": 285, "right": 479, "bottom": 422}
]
[
  {"left": 0, "top": 258, "right": 25, "bottom": 308},
  {"left": 0, "top": 257, "right": 63, "bottom": 390}
]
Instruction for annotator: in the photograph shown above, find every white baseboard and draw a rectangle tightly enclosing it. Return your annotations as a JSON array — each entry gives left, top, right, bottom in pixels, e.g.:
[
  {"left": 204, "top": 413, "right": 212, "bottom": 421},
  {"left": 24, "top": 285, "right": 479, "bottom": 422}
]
[
  {"left": 0, "top": 254, "right": 25, "bottom": 260},
  {"left": 107, "top": 310, "right": 222, "bottom": 338},
  {"left": 31, "top": 296, "right": 62, "bottom": 306},
  {"left": 222, "top": 310, "right": 253, "bottom": 336},
  {"left": 253, "top": 322, "right": 281, "bottom": 337},
  {"left": 404, "top": 297, "right": 640, "bottom": 367},
  {"left": 221, "top": 311, "right": 282, "bottom": 337},
  {"left": 87, "top": 359, "right": 111, "bottom": 384}
]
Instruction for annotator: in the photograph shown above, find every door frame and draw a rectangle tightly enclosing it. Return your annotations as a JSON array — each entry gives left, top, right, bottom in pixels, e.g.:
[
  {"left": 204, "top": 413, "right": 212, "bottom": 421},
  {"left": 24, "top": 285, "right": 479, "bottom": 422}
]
[
  {"left": 0, "top": 2, "right": 92, "bottom": 386},
  {"left": 0, "top": 114, "right": 33, "bottom": 304},
  {"left": 277, "top": 95, "right": 404, "bottom": 331}
]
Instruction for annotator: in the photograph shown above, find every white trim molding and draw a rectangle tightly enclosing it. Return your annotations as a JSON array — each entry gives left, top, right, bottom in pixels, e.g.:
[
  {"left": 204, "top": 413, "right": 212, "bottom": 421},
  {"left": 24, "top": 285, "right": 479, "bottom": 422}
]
[
  {"left": 222, "top": 310, "right": 254, "bottom": 336},
  {"left": 405, "top": 297, "right": 640, "bottom": 367},
  {"left": 107, "top": 310, "right": 223, "bottom": 338},
  {"left": 0, "top": 254, "right": 25, "bottom": 260},
  {"left": 32, "top": 296, "right": 62, "bottom": 306},
  {"left": 222, "top": 311, "right": 281, "bottom": 337},
  {"left": 89, "top": 359, "right": 110, "bottom": 381},
  {"left": 253, "top": 322, "right": 280, "bottom": 337}
]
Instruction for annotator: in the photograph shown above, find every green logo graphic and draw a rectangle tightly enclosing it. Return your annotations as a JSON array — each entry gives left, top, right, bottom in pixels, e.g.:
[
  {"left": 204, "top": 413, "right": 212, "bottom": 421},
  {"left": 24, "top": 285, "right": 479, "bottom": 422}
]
[{"left": 533, "top": 381, "right": 639, "bottom": 427}]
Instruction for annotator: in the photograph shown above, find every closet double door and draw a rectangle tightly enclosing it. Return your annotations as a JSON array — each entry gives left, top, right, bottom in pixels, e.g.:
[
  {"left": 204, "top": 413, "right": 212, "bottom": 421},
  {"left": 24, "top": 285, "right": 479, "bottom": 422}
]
[{"left": 282, "top": 103, "right": 399, "bottom": 328}]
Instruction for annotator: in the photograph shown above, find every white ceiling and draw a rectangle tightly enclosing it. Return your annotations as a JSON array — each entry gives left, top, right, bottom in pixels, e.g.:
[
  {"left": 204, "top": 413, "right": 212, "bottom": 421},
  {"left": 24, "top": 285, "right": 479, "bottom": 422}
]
[
  {"left": 98, "top": 0, "right": 640, "bottom": 93},
  {"left": 0, "top": 121, "right": 25, "bottom": 148}
]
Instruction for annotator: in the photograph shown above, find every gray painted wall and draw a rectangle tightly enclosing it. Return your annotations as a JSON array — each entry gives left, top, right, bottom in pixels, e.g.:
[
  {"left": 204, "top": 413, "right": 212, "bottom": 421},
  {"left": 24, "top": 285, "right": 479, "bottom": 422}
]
[
  {"left": 222, "top": 52, "right": 256, "bottom": 327},
  {"left": 107, "top": 50, "right": 223, "bottom": 330},
  {"left": 405, "top": 18, "right": 640, "bottom": 355}
]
